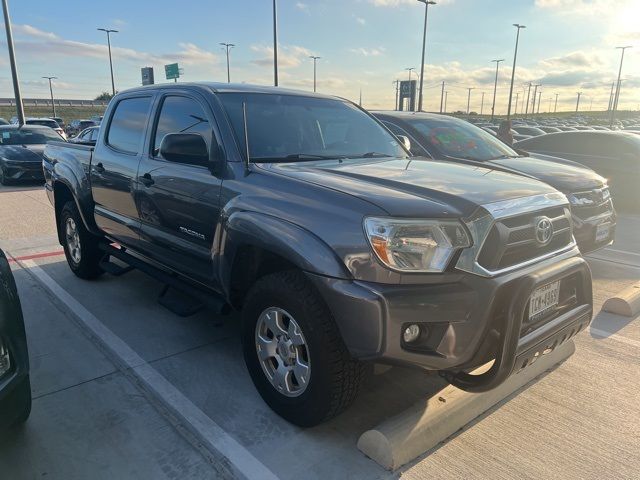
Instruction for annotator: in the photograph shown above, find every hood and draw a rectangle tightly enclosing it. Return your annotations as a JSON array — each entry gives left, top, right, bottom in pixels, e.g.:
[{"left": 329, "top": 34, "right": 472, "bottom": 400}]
[
  {"left": 489, "top": 153, "right": 605, "bottom": 193},
  {"left": 261, "top": 157, "right": 558, "bottom": 218},
  {"left": 0, "top": 144, "right": 45, "bottom": 162}
]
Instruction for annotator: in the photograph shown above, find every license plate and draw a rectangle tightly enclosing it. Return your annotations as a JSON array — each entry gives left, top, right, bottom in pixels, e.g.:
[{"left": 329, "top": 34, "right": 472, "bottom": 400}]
[
  {"left": 595, "top": 223, "right": 611, "bottom": 243},
  {"left": 529, "top": 281, "right": 560, "bottom": 320}
]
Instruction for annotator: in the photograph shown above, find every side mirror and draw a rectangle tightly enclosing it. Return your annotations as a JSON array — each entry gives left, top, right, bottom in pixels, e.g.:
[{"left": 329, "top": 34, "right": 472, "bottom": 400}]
[
  {"left": 159, "top": 133, "right": 209, "bottom": 167},
  {"left": 397, "top": 135, "right": 411, "bottom": 152}
]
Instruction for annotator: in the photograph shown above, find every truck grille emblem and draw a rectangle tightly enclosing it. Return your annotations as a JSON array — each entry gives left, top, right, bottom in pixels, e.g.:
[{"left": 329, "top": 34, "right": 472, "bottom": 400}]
[{"left": 534, "top": 217, "right": 553, "bottom": 246}]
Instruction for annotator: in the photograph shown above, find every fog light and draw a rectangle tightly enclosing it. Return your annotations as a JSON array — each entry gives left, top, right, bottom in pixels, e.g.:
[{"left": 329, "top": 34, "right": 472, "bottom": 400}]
[
  {"left": 403, "top": 324, "right": 421, "bottom": 343},
  {"left": 0, "top": 341, "right": 10, "bottom": 378}
]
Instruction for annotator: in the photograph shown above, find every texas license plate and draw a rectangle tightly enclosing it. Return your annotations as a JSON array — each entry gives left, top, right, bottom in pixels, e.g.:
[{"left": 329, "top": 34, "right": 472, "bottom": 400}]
[
  {"left": 595, "top": 223, "right": 611, "bottom": 243},
  {"left": 529, "top": 281, "right": 560, "bottom": 320}
]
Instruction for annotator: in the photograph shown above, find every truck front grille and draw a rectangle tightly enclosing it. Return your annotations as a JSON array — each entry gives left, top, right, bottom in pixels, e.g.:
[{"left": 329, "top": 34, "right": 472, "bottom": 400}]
[
  {"left": 570, "top": 188, "right": 614, "bottom": 221},
  {"left": 477, "top": 206, "right": 573, "bottom": 271}
]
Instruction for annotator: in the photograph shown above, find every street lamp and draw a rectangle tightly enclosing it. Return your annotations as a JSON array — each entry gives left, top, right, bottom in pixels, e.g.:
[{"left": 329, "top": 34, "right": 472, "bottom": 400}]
[
  {"left": 531, "top": 83, "right": 541, "bottom": 115},
  {"left": 417, "top": 0, "right": 436, "bottom": 112},
  {"left": 610, "top": 45, "right": 632, "bottom": 125},
  {"left": 97, "top": 28, "right": 118, "bottom": 96},
  {"left": 554, "top": 93, "right": 559, "bottom": 113},
  {"left": 273, "top": 0, "right": 279, "bottom": 86},
  {"left": 406, "top": 67, "right": 416, "bottom": 81},
  {"left": 506, "top": 23, "right": 526, "bottom": 120},
  {"left": 309, "top": 55, "right": 321, "bottom": 92},
  {"left": 2, "top": 0, "right": 25, "bottom": 125},
  {"left": 220, "top": 43, "right": 235, "bottom": 83},
  {"left": 466, "top": 87, "right": 475, "bottom": 114},
  {"left": 490, "top": 59, "right": 504, "bottom": 121},
  {"left": 576, "top": 91, "right": 582, "bottom": 112},
  {"left": 42, "top": 76, "right": 57, "bottom": 118}
]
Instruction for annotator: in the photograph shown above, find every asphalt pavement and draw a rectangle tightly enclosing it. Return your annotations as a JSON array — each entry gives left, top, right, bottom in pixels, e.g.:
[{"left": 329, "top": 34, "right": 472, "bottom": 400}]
[{"left": 0, "top": 184, "right": 638, "bottom": 480}]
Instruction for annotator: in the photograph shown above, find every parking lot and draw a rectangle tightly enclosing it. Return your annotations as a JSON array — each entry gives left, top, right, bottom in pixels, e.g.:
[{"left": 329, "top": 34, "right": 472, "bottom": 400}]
[{"left": 0, "top": 183, "right": 638, "bottom": 480}]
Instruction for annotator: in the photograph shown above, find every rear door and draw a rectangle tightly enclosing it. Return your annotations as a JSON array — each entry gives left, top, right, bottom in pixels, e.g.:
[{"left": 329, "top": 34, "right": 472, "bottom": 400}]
[
  {"left": 91, "top": 94, "right": 153, "bottom": 248},
  {"left": 134, "top": 91, "right": 224, "bottom": 286}
]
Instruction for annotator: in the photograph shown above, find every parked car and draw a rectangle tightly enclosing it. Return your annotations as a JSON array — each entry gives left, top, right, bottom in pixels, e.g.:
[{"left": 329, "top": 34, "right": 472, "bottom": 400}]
[
  {"left": 515, "top": 131, "right": 640, "bottom": 211},
  {"left": 44, "top": 83, "right": 593, "bottom": 426},
  {"left": 89, "top": 115, "right": 103, "bottom": 124},
  {"left": 373, "top": 111, "right": 616, "bottom": 253},
  {"left": 0, "top": 118, "right": 9, "bottom": 126},
  {"left": 24, "top": 118, "right": 67, "bottom": 140},
  {"left": 538, "top": 126, "right": 562, "bottom": 134},
  {"left": 0, "top": 125, "right": 64, "bottom": 184},
  {"left": 69, "top": 126, "right": 99, "bottom": 145},
  {"left": 66, "top": 119, "right": 96, "bottom": 138},
  {"left": 0, "top": 248, "right": 31, "bottom": 429},
  {"left": 51, "top": 117, "right": 65, "bottom": 129},
  {"left": 512, "top": 126, "right": 547, "bottom": 137}
]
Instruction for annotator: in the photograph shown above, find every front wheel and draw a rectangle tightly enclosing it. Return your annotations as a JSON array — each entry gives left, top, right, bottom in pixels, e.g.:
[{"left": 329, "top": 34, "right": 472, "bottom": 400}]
[
  {"left": 60, "top": 201, "right": 104, "bottom": 279},
  {"left": 242, "top": 270, "right": 364, "bottom": 427}
]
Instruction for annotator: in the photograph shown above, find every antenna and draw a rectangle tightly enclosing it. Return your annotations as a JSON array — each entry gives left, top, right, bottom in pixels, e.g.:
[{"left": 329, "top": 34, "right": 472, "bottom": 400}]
[{"left": 242, "top": 101, "right": 250, "bottom": 172}]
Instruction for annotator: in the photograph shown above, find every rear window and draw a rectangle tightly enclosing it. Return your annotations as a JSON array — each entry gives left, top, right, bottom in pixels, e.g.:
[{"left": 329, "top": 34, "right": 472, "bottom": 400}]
[
  {"left": 26, "top": 119, "right": 58, "bottom": 128},
  {"left": 106, "top": 97, "right": 152, "bottom": 154},
  {"left": 0, "top": 128, "right": 62, "bottom": 145}
]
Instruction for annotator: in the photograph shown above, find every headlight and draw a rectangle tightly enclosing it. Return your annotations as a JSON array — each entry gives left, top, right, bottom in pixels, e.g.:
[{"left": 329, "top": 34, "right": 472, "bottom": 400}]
[
  {"left": 567, "top": 186, "right": 610, "bottom": 206},
  {"left": 364, "top": 217, "right": 471, "bottom": 272}
]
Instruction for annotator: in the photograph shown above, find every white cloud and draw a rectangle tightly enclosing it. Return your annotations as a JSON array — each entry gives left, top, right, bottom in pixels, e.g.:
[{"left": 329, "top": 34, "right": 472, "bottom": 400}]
[
  {"left": 349, "top": 47, "right": 385, "bottom": 57},
  {"left": 295, "top": 2, "right": 309, "bottom": 11},
  {"left": 355, "top": 16, "right": 366, "bottom": 25},
  {"left": 251, "top": 44, "right": 312, "bottom": 68},
  {"left": 12, "top": 24, "right": 58, "bottom": 40},
  {"left": 369, "top": 0, "right": 453, "bottom": 6}
]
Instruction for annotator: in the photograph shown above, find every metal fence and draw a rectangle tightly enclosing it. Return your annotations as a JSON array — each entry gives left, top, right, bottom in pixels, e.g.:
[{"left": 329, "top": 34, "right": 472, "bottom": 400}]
[{"left": 0, "top": 98, "right": 108, "bottom": 107}]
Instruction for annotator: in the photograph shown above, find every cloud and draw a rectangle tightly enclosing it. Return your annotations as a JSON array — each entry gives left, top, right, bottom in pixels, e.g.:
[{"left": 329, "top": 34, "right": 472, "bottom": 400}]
[
  {"left": 355, "top": 16, "right": 366, "bottom": 25},
  {"left": 539, "top": 51, "right": 603, "bottom": 68},
  {"left": 295, "top": 2, "right": 309, "bottom": 11},
  {"left": 12, "top": 24, "right": 58, "bottom": 40},
  {"left": 369, "top": 0, "right": 453, "bottom": 6},
  {"left": 349, "top": 47, "right": 385, "bottom": 57},
  {"left": 251, "top": 44, "right": 312, "bottom": 68}
]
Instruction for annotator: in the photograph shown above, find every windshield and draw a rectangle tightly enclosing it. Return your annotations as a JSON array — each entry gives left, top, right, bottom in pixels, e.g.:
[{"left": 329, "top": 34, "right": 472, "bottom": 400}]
[
  {"left": 408, "top": 117, "right": 519, "bottom": 161},
  {"left": 0, "top": 127, "right": 63, "bottom": 145},
  {"left": 26, "top": 119, "right": 59, "bottom": 128},
  {"left": 219, "top": 93, "right": 407, "bottom": 162}
]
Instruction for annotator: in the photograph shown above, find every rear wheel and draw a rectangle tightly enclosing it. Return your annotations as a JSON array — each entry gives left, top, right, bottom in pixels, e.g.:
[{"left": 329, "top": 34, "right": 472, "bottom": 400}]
[
  {"left": 242, "top": 270, "right": 364, "bottom": 427},
  {"left": 60, "top": 201, "right": 104, "bottom": 279}
]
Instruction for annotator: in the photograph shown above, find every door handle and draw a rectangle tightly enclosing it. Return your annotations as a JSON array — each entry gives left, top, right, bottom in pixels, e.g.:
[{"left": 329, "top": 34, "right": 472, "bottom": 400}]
[
  {"left": 140, "top": 173, "right": 155, "bottom": 187},
  {"left": 94, "top": 162, "right": 105, "bottom": 173}
]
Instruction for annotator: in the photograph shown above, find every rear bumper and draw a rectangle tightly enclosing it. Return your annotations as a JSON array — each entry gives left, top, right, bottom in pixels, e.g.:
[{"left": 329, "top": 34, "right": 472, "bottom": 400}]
[{"left": 308, "top": 253, "right": 592, "bottom": 390}]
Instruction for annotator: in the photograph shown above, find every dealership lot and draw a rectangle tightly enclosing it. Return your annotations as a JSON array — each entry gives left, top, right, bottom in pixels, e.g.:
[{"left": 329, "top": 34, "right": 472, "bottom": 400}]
[{"left": 0, "top": 184, "right": 638, "bottom": 480}]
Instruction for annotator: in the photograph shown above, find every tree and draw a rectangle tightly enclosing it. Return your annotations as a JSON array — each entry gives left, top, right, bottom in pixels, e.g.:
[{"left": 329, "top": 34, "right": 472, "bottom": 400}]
[{"left": 94, "top": 92, "right": 114, "bottom": 101}]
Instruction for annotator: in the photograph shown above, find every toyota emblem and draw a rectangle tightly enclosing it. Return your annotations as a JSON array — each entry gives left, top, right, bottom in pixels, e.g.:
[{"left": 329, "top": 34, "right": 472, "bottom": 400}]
[{"left": 534, "top": 217, "right": 553, "bottom": 245}]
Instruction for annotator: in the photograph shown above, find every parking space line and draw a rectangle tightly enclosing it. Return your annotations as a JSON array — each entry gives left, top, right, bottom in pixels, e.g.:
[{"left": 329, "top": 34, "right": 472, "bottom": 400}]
[
  {"left": 21, "top": 259, "right": 279, "bottom": 480},
  {"left": 589, "top": 327, "right": 640, "bottom": 348},
  {"left": 7, "top": 249, "right": 64, "bottom": 263},
  {"left": 605, "top": 248, "right": 640, "bottom": 258}
]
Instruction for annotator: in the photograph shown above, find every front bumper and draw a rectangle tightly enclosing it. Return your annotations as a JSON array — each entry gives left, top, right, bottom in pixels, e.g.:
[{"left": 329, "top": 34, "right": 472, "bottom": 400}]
[
  {"left": 308, "top": 253, "right": 592, "bottom": 391},
  {"left": 572, "top": 200, "right": 617, "bottom": 254},
  {"left": 1, "top": 161, "right": 45, "bottom": 182}
]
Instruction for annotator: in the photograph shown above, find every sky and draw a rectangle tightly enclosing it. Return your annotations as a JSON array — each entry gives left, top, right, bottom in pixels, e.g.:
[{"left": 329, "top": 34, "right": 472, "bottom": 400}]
[{"left": 1, "top": 0, "right": 639, "bottom": 114}]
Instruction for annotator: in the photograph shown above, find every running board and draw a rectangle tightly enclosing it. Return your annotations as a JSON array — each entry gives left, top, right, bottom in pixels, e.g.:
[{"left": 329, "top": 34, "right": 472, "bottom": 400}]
[{"left": 98, "top": 243, "right": 230, "bottom": 318}]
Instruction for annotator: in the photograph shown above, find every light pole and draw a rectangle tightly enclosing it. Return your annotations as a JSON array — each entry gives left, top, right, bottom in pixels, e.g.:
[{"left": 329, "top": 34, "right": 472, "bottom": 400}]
[
  {"left": 466, "top": 87, "right": 474, "bottom": 114},
  {"left": 490, "top": 59, "right": 504, "bottom": 121},
  {"left": 97, "top": 28, "right": 118, "bottom": 96},
  {"left": 444, "top": 90, "right": 448, "bottom": 113},
  {"left": 610, "top": 45, "right": 632, "bottom": 125},
  {"left": 273, "top": 0, "right": 279, "bottom": 86},
  {"left": 506, "top": 23, "right": 526, "bottom": 120},
  {"left": 309, "top": 55, "right": 320, "bottom": 92},
  {"left": 524, "top": 82, "right": 532, "bottom": 118},
  {"left": 576, "top": 91, "right": 582, "bottom": 112},
  {"left": 537, "top": 90, "right": 542, "bottom": 114},
  {"left": 42, "top": 76, "right": 57, "bottom": 118},
  {"left": 406, "top": 67, "right": 416, "bottom": 111},
  {"left": 480, "top": 91, "right": 485, "bottom": 115},
  {"left": 554, "top": 93, "right": 559, "bottom": 113},
  {"left": 439, "top": 80, "right": 445, "bottom": 113},
  {"left": 220, "top": 43, "right": 235, "bottom": 83},
  {"left": 393, "top": 80, "right": 400, "bottom": 110},
  {"left": 417, "top": 0, "right": 436, "bottom": 112},
  {"left": 2, "top": 0, "right": 24, "bottom": 125},
  {"left": 607, "top": 81, "right": 615, "bottom": 111},
  {"left": 531, "top": 83, "right": 541, "bottom": 115}
]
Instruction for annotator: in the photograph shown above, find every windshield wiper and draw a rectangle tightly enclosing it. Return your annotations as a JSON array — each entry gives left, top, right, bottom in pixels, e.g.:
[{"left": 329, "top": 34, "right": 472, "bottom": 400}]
[
  {"left": 253, "top": 153, "right": 346, "bottom": 163},
  {"left": 353, "top": 152, "right": 392, "bottom": 158}
]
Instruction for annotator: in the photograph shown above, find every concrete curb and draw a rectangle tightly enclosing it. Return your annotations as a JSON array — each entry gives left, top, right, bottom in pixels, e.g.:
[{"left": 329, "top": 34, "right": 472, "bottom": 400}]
[
  {"left": 357, "top": 340, "right": 576, "bottom": 471},
  {"left": 602, "top": 282, "right": 640, "bottom": 317}
]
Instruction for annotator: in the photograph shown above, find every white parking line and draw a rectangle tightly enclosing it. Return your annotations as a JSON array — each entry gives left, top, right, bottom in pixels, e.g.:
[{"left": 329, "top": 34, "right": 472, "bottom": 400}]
[
  {"left": 589, "top": 327, "right": 640, "bottom": 349},
  {"left": 605, "top": 248, "right": 640, "bottom": 258},
  {"left": 22, "top": 260, "right": 279, "bottom": 480}
]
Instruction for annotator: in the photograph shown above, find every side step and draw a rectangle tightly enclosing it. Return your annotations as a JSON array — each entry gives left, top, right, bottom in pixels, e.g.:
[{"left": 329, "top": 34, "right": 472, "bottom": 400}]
[{"left": 98, "top": 243, "right": 230, "bottom": 318}]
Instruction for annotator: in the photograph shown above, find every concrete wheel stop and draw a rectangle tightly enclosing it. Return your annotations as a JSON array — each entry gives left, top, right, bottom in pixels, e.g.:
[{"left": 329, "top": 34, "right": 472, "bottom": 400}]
[
  {"left": 357, "top": 340, "right": 576, "bottom": 470},
  {"left": 602, "top": 282, "right": 640, "bottom": 317}
]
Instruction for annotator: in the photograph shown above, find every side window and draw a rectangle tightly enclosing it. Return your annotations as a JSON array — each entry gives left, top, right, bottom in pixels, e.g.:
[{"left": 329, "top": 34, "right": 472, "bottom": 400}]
[
  {"left": 383, "top": 121, "right": 429, "bottom": 157},
  {"left": 106, "top": 96, "right": 152, "bottom": 154},
  {"left": 90, "top": 128, "right": 100, "bottom": 142},
  {"left": 152, "top": 96, "right": 211, "bottom": 159}
]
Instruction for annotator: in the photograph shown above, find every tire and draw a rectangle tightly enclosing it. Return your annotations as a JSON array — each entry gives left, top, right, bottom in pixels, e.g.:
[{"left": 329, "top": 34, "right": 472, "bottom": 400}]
[
  {"left": 60, "top": 201, "right": 104, "bottom": 279},
  {"left": 10, "top": 376, "right": 32, "bottom": 427},
  {"left": 242, "top": 270, "right": 364, "bottom": 427}
]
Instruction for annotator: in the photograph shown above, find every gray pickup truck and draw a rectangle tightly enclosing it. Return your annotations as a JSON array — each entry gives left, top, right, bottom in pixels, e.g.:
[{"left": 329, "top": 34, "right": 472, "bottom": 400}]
[{"left": 43, "top": 83, "right": 593, "bottom": 426}]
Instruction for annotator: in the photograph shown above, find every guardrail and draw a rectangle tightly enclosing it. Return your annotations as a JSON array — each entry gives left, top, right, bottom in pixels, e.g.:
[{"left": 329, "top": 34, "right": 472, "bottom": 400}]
[{"left": 0, "top": 98, "right": 108, "bottom": 107}]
